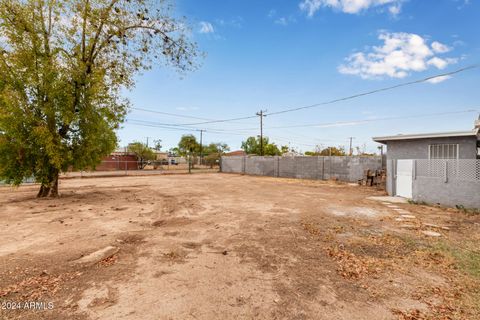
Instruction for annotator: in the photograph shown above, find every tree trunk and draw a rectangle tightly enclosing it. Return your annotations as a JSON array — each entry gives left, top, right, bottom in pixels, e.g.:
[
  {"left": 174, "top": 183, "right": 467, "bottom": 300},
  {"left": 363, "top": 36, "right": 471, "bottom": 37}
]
[
  {"left": 37, "top": 185, "right": 50, "bottom": 198},
  {"left": 36, "top": 170, "right": 59, "bottom": 198},
  {"left": 50, "top": 173, "right": 59, "bottom": 197}
]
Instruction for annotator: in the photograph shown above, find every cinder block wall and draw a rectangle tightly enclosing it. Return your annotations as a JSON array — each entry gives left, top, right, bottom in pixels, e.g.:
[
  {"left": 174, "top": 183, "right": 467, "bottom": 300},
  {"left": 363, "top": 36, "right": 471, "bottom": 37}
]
[
  {"left": 220, "top": 156, "right": 244, "bottom": 173},
  {"left": 413, "top": 178, "right": 480, "bottom": 209},
  {"left": 221, "top": 156, "right": 383, "bottom": 183}
]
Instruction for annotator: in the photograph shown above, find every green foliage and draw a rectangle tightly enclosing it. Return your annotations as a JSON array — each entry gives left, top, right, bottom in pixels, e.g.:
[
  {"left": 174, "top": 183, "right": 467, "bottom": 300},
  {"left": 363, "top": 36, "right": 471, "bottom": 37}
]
[
  {"left": 128, "top": 142, "right": 155, "bottom": 162},
  {"left": 153, "top": 139, "right": 162, "bottom": 151},
  {"left": 0, "top": 0, "right": 199, "bottom": 196},
  {"left": 433, "top": 241, "right": 480, "bottom": 280},
  {"left": 177, "top": 134, "right": 200, "bottom": 156},
  {"left": 305, "top": 146, "right": 346, "bottom": 156},
  {"left": 202, "top": 142, "right": 229, "bottom": 168},
  {"left": 241, "top": 136, "right": 281, "bottom": 156},
  {"left": 203, "top": 142, "right": 230, "bottom": 155},
  {"left": 204, "top": 153, "right": 220, "bottom": 168}
]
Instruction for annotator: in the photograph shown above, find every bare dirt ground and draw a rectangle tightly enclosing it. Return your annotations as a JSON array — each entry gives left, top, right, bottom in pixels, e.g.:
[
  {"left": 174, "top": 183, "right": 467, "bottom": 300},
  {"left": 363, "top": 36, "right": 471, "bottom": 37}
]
[{"left": 0, "top": 173, "right": 479, "bottom": 320}]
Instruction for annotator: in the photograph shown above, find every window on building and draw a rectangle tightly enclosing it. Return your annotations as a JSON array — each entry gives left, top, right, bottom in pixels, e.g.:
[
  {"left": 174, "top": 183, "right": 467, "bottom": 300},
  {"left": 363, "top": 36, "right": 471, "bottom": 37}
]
[{"left": 428, "top": 144, "right": 459, "bottom": 159}]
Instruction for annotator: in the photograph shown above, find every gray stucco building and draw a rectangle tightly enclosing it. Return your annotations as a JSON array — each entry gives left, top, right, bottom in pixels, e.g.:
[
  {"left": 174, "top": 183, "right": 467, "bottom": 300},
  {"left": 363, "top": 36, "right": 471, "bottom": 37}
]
[
  {"left": 373, "top": 130, "right": 479, "bottom": 160},
  {"left": 372, "top": 119, "right": 480, "bottom": 209}
]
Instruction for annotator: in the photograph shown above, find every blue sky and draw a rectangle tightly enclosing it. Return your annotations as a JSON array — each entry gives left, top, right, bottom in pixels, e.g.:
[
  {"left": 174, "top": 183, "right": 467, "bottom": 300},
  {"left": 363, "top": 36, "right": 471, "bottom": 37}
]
[{"left": 118, "top": 0, "right": 480, "bottom": 153}]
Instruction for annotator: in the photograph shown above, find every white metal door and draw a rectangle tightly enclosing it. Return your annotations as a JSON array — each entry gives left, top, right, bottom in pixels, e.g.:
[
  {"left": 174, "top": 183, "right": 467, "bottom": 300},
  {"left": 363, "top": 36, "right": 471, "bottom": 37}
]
[{"left": 396, "top": 160, "right": 413, "bottom": 198}]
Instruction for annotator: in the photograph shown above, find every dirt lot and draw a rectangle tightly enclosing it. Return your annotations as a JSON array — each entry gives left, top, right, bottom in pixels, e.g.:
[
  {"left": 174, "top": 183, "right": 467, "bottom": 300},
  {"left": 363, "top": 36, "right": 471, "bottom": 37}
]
[{"left": 1, "top": 173, "right": 479, "bottom": 319}]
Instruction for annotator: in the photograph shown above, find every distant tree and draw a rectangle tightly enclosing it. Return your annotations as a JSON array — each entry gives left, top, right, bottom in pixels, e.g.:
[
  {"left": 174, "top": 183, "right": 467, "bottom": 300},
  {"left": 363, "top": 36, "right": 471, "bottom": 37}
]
[
  {"left": 202, "top": 142, "right": 230, "bottom": 168},
  {"left": 128, "top": 142, "right": 155, "bottom": 168},
  {"left": 241, "top": 136, "right": 281, "bottom": 156},
  {"left": 153, "top": 139, "right": 163, "bottom": 151},
  {"left": 355, "top": 144, "right": 376, "bottom": 156},
  {"left": 305, "top": 146, "right": 346, "bottom": 156},
  {"left": 0, "top": 0, "right": 199, "bottom": 197},
  {"left": 203, "top": 142, "right": 230, "bottom": 155},
  {"left": 177, "top": 135, "right": 200, "bottom": 156},
  {"left": 169, "top": 147, "right": 180, "bottom": 157},
  {"left": 204, "top": 153, "right": 220, "bottom": 168}
]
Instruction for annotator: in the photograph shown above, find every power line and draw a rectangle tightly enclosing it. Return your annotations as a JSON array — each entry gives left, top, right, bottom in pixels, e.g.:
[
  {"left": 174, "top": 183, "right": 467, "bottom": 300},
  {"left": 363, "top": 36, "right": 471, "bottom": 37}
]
[
  {"left": 125, "top": 108, "right": 480, "bottom": 148},
  {"left": 130, "top": 107, "right": 262, "bottom": 126},
  {"left": 128, "top": 108, "right": 478, "bottom": 133},
  {"left": 128, "top": 119, "right": 373, "bottom": 149},
  {"left": 265, "top": 64, "right": 479, "bottom": 116},
  {"left": 126, "top": 119, "right": 258, "bottom": 136},
  {"left": 130, "top": 107, "right": 213, "bottom": 121},
  {"left": 128, "top": 111, "right": 258, "bottom": 127},
  {"left": 127, "top": 64, "right": 478, "bottom": 128},
  {"left": 261, "top": 109, "right": 479, "bottom": 130},
  {"left": 126, "top": 119, "right": 255, "bottom": 136}
]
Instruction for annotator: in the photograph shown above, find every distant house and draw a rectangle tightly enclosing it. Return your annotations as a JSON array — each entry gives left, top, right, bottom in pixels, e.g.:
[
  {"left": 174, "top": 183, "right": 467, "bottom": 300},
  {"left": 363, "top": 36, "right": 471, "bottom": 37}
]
[
  {"left": 372, "top": 118, "right": 480, "bottom": 208},
  {"left": 96, "top": 148, "right": 138, "bottom": 171},
  {"left": 224, "top": 150, "right": 246, "bottom": 157}
]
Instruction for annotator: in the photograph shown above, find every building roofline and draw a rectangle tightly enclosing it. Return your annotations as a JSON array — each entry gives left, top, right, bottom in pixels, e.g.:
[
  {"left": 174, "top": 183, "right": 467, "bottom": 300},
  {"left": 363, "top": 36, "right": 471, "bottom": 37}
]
[{"left": 373, "top": 129, "right": 478, "bottom": 144}]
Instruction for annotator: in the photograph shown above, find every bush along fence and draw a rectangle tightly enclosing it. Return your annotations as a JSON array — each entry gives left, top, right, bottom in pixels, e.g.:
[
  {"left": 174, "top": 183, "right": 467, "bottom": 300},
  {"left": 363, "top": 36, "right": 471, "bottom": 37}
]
[
  {"left": 220, "top": 156, "right": 383, "bottom": 183},
  {"left": 387, "top": 159, "right": 480, "bottom": 209}
]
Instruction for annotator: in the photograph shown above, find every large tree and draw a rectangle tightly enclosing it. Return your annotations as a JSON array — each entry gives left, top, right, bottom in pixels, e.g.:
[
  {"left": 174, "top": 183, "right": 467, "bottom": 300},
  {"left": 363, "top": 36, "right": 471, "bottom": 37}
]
[
  {"left": 202, "top": 142, "right": 229, "bottom": 168},
  {"left": 127, "top": 141, "right": 155, "bottom": 168},
  {"left": 241, "top": 136, "right": 282, "bottom": 156},
  {"left": 202, "top": 142, "right": 229, "bottom": 155},
  {"left": 0, "top": 0, "right": 198, "bottom": 197},
  {"left": 176, "top": 134, "right": 200, "bottom": 156}
]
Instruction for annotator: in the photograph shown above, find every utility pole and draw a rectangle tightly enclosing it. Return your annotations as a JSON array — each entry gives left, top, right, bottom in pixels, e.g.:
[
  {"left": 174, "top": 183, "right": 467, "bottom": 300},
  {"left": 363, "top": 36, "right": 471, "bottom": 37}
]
[
  {"left": 199, "top": 129, "right": 204, "bottom": 166},
  {"left": 256, "top": 110, "right": 267, "bottom": 156},
  {"left": 348, "top": 137, "right": 355, "bottom": 156}
]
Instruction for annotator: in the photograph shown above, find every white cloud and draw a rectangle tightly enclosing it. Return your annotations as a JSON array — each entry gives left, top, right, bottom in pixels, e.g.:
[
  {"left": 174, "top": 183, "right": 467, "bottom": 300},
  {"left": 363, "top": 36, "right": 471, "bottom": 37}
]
[
  {"left": 199, "top": 21, "right": 214, "bottom": 34},
  {"left": 275, "top": 17, "right": 288, "bottom": 26},
  {"left": 274, "top": 16, "right": 296, "bottom": 26},
  {"left": 216, "top": 17, "right": 243, "bottom": 29},
  {"left": 268, "top": 9, "right": 277, "bottom": 18},
  {"left": 338, "top": 32, "right": 457, "bottom": 79},
  {"left": 427, "top": 57, "right": 448, "bottom": 69},
  {"left": 426, "top": 75, "right": 452, "bottom": 84},
  {"left": 299, "top": 0, "right": 403, "bottom": 16},
  {"left": 431, "top": 41, "right": 451, "bottom": 53},
  {"left": 388, "top": 3, "right": 401, "bottom": 15}
]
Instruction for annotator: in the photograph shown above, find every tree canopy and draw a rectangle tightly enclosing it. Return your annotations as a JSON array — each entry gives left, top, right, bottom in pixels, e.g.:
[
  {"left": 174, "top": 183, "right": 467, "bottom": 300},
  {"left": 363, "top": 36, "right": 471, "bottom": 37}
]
[
  {"left": 176, "top": 134, "right": 200, "bottom": 156},
  {"left": 0, "top": 0, "right": 199, "bottom": 197},
  {"left": 202, "top": 142, "right": 230, "bottom": 167},
  {"left": 305, "top": 146, "right": 347, "bottom": 156},
  {"left": 203, "top": 142, "right": 230, "bottom": 155},
  {"left": 241, "top": 136, "right": 282, "bottom": 156},
  {"left": 128, "top": 142, "right": 156, "bottom": 162},
  {"left": 152, "top": 139, "right": 162, "bottom": 151}
]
